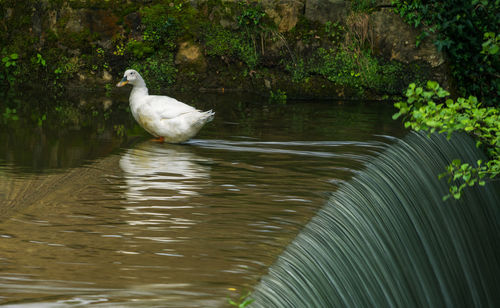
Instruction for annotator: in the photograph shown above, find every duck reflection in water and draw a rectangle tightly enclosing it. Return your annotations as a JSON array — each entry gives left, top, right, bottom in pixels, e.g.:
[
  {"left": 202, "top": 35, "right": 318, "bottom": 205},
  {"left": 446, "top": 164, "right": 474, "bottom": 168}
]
[{"left": 119, "top": 141, "right": 211, "bottom": 202}]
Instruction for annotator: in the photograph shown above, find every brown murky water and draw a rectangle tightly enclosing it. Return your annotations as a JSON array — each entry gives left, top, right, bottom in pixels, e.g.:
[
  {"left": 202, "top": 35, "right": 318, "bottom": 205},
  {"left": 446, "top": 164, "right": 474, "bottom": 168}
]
[{"left": 0, "top": 94, "right": 405, "bottom": 307}]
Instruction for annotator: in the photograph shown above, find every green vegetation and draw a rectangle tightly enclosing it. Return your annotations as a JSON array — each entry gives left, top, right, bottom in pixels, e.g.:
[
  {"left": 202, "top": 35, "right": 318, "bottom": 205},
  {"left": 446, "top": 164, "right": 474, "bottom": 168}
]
[
  {"left": 269, "top": 89, "right": 287, "bottom": 104},
  {"left": 126, "top": 39, "right": 154, "bottom": 59},
  {"left": 1, "top": 107, "right": 19, "bottom": 124},
  {"left": 2, "top": 53, "right": 18, "bottom": 68},
  {"left": 314, "top": 47, "right": 403, "bottom": 94},
  {"left": 481, "top": 32, "right": 500, "bottom": 56},
  {"left": 1, "top": 52, "right": 20, "bottom": 88},
  {"left": 391, "top": 0, "right": 499, "bottom": 199},
  {"left": 392, "top": 0, "right": 499, "bottom": 106},
  {"left": 228, "top": 291, "right": 254, "bottom": 308},
  {"left": 0, "top": 0, "right": 431, "bottom": 103},
  {"left": 130, "top": 52, "right": 177, "bottom": 91},
  {"left": 285, "top": 45, "right": 407, "bottom": 95},
  {"left": 203, "top": 24, "right": 259, "bottom": 69},
  {"left": 350, "top": 0, "right": 377, "bottom": 13},
  {"left": 202, "top": 1, "right": 273, "bottom": 71},
  {"left": 394, "top": 81, "right": 499, "bottom": 200},
  {"left": 282, "top": 10, "right": 426, "bottom": 96}
]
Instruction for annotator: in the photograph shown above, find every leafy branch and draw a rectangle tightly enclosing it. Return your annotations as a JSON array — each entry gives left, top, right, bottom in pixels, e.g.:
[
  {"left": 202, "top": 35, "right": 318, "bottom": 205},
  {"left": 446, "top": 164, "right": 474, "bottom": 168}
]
[{"left": 394, "top": 81, "right": 500, "bottom": 200}]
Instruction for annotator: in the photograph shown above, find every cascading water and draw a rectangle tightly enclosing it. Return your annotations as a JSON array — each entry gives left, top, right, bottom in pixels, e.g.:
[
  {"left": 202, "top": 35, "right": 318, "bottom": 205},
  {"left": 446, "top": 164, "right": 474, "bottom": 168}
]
[{"left": 250, "top": 132, "right": 500, "bottom": 307}]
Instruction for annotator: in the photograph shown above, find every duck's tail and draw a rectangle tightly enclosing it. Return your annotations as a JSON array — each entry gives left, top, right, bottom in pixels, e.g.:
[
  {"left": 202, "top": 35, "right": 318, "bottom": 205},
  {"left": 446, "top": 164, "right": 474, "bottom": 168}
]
[{"left": 202, "top": 110, "right": 215, "bottom": 122}]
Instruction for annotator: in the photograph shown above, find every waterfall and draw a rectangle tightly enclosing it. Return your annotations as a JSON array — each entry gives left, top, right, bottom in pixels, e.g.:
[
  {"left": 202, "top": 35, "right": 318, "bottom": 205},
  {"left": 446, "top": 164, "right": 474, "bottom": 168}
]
[{"left": 251, "top": 132, "right": 500, "bottom": 307}]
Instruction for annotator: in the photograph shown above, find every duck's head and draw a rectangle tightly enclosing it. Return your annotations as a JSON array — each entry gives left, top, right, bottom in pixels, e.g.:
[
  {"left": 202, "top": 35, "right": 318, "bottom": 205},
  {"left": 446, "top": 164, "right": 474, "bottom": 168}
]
[{"left": 116, "top": 69, "right": 143, "bottom": 87}]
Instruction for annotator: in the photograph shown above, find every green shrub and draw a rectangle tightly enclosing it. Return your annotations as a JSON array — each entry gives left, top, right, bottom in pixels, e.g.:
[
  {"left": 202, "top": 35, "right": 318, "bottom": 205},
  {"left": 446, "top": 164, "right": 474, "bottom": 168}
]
[
  {"left": 129, "top": 52, "right": 177, "bottom": 91},
  {"left": 310, "top": 48, "right": 363, "bottom": 91},
  {"left": 392, "top": 0, "right": 499, "bottom": 105},
  {"left": 203, "top": 1, "right": 275, "bottom": 70},
  {"left": 236, "top": 2, "right": 266, "bottom": 30},
  {"left": 1, "top": 107, "right": 19, "bottom": 124},
  {"left": 139, "top": 3, "right": 187, "bottom": 53},
  {"left": 324, "top": 21, "right": 345, "bottom": 45},
  {"left": 203, "top": 24, "right": 258, "bottom": 69},
  {"left": 287, "top": 47, "right": 405, "bottom": 94},
  {"left": 126, "top": 39, "right": 154, "bottom": 59},
  {"left": 1, "top": 52, "right": 20, "bottom": 88},
  {"left": 204, "top": 27, "right": 242, "bottom": 58},
  {"left": 269, "top": 89, "right": 287, "bottom": 104},
  {"left": 394, "top": 81, "right": 499, "bottom": 200},
  {"left": 286, "top": 58, "right": 308, "bottom": 83}
]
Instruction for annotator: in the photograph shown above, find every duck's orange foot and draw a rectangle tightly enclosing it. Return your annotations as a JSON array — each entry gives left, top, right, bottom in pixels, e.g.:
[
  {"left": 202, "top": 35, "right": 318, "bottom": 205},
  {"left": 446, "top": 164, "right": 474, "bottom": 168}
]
[{"left": 151, "top": 136, "right": 165, "bottom": 143}]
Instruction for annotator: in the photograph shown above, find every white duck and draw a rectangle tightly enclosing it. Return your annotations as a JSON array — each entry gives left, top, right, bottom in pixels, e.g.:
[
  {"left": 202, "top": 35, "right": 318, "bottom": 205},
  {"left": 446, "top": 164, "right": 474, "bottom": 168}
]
[{"left": 116, "top": 69, "right": 214, "bottom": 143}]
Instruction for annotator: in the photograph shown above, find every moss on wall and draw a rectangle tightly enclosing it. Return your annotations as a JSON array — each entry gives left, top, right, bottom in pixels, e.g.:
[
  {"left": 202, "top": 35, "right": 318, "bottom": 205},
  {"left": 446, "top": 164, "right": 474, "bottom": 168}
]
[{"left": 0, "top": 0, "right": 443, "bottom": 103}]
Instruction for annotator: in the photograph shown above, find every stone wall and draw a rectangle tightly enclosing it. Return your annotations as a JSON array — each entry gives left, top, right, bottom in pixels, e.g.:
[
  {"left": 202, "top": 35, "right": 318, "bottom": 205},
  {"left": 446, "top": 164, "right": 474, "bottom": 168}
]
[{"left": 0, "top": 0, "right": 448, "bottom": 97}]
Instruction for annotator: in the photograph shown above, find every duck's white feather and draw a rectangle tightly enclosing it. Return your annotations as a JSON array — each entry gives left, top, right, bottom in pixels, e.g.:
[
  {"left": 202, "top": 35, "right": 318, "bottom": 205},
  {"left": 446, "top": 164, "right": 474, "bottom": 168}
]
[{"left": 118, "top": 69, "right": 214, "bottom": 143}]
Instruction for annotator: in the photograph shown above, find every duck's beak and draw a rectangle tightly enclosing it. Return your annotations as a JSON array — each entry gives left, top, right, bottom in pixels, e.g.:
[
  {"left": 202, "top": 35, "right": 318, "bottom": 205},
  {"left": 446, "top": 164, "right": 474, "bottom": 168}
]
[{"left": 116, "top": 76, "right": 128, "bottom": 87}]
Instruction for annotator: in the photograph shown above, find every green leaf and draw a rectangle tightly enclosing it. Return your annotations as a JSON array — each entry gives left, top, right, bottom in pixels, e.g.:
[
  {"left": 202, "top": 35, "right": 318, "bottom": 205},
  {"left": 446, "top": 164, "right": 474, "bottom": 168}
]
[
  {"left": 489, "top": 44, "right": 499, "bottom": 55},
  {"left": 426, "top": 120, "right": 439, "bottom": 127},
  {"left": 427, "top": 80, "right": 438, "bottom": 90},
  {"left": 437, "top": 88, "right": 449, "bottom": 98},
  {"left": 463, "top": 173, "right": 471, "bottom": 182}
]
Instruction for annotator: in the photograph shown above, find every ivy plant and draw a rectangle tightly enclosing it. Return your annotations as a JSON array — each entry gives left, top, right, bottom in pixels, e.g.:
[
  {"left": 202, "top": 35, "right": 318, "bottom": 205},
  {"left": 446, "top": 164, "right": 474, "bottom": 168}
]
[
  {"left": 394, "top": 81, "right": 499, "bottom": 200},
  {"left": 391, "top": 0, "right": 499, "bottom": 106}
]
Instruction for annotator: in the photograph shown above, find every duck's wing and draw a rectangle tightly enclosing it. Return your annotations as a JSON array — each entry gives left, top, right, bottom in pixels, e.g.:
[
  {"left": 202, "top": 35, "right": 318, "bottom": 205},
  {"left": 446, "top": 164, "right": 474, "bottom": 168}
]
[{"left": 143, "top": 95, "right": 198, "bottom": 120}]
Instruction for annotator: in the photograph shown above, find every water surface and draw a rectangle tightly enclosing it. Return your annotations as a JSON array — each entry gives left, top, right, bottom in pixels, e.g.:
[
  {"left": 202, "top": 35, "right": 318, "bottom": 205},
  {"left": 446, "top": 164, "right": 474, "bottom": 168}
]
[{"left": 0, "top": 94, "right": 404, "bottom": 307}]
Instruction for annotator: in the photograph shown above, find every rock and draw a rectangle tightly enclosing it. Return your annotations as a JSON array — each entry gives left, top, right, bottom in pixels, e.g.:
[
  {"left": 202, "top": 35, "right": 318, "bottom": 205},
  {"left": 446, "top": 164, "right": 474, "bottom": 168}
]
[
  {"left": 48, "top": 10, "right": 58, "bottom": 33},
  {"left": 102, "top": 70, "right": 112, "bottom": 82},
  {"left": 264, "top": 0, "right": 305, "bottom": 32},
  {"left": 31, "top": 1, "right": 45, "bottom": 47},
  {"left": 60, "top": 5, "right": 120, "bottom": 49},
  {"left": 63, "top": 6, "right": 84, "bottom": 33},
  {"left": 5, "top": 8, "right": 13, "bottom": 19},
  {"left": 370, "top": 9, "right": 444, "bottom": 67},
  {"left": 212, "top": 0, "right": 304, "bottom": 32},
  {"left": 103, "top": 99, "right": 112, "bottom": 110},
  {"left": 219, "top": 16, "right": 238, "bottom": 29},
  {"left": 305, "top": 0, "right": 348, "bottom": 24},
  {"left": 175, "top": 41, "right": 207, "bottom": 73}
]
